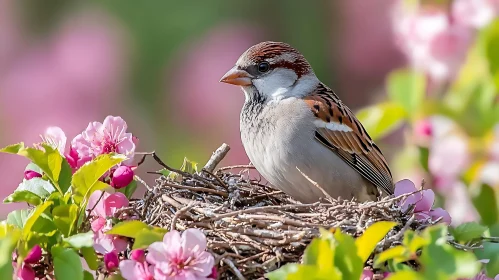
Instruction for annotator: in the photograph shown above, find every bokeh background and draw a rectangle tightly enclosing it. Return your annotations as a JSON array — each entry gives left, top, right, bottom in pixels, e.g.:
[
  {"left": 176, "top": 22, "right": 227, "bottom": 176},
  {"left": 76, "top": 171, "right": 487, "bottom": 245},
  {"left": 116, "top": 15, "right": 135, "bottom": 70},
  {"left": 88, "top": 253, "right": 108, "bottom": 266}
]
[{"left": 1, "top": 0, "right": 499, "bottom": 233}]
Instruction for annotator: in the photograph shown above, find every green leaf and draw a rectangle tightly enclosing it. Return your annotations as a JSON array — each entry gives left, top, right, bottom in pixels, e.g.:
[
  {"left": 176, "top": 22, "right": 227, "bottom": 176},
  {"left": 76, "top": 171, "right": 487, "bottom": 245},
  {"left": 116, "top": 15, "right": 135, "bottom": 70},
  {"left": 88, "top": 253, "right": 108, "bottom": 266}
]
[
  {"left": 25, "top": 162, "right": 43, "bottom": 174},
  {"left": 266, "top": 264, "right": 300, "bottom": 280},
  {"left": 83, "top": 271, "right": 94, "bottom": 280},
  {"left": 374, "top": 246, "right": 410, "bottom": 267},
  {"left": 418, "top": 146, "right": 430, "bottom": 172},
  {"left": 7, "top": 210, "right": 30, "bottom": 229},
  {"left": 133, "top": 228, "right": 168, "bottom": 250},
  {"left": 106, "top": 220, "right": 151, "bottom": 238},
  {"left": 52, "top": 204, "right": 78, "bottom": 236},
  {"left": 451, "top": 222, "right": 488, "bottom": 242},
  {"left": 63, "top": 231, "right": 94, "bottom": 249},
  {"left": 420, "top": 225, "right": 480, "bottom": 279},
  {"left": 52, "top": 246, "right": 83, "bottom": 280},
  {"left": 387, "top": 69, "right": 426, "bottom": 116},
  {"left": 0, "top": 232, "right": 21, "bottom": 279},
  {"left": 386, "top": 270, "right": 422, "bottom": 280},
  {"left": 71, "top": 153, "right": 126, "bottom": 205},
  {"left": 122, "top": 180, "right": 137, "bottom": 199},
  {"left": 333, "top": 230, "right": 363, "bottom": 280},
  {"left": 81, "top": 247, "right": 99, "bottom": 270},
  {"left": 486, "top": 253, "right": 499, "bottom": 278},
  {"left": 471, "top": 184, "right": 499, "bottom": 226},
  {"left": 356, "top": 102, "right": 407, "bottom": 140},
  {"left": 403, "top": 230, "right": 429, "bottom": 253},
  {"left": 30, "top": 213, "right": 57, "bottom": 236},
  {"left": 23, "top": 200, "right": 53, "bottom": 237},
  {"left": 20, "top": 145, "right": 66, "bottom": 193},
  {"left": 483, "top": 19, "right": 499, "bottom": 89},
  {"left": 356, "top": 221, "right": 397, "bottom": 263},
  {"left": 9, "top": 177, "right": 57, "bottom": 200},
  {"left": 0, "top": 142, "right": 25, "bottom": 153},
  {"left": 4, "top": 190, "right": 42, "bottom": 205}
]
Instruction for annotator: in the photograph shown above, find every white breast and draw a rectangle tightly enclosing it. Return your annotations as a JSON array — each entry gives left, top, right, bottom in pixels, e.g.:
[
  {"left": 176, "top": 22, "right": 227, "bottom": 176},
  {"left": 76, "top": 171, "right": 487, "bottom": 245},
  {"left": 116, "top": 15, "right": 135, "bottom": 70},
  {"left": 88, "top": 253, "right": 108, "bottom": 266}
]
[{"left": 240, "top": 98, "right": 372, "bottom": 203}]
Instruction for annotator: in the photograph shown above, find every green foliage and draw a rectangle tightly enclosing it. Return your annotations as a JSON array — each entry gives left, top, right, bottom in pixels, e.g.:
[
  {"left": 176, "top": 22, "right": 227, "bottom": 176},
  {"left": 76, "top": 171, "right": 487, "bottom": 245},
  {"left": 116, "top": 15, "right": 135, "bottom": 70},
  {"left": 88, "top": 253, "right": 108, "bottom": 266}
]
[
  {"left": 0, "top": 143, "right": 71, "bottom": 194},
  {"left": 52, "top": 245, "right": 84, "bottom": 280},
  {"left": 355, "top": 221, "right": 397, "bottom": 263},
  {"left": 71, "top": 153, "right": 126, "bottom": 205},
  {"left": 471, "top": 184, "right": 499, "bottom": 226},
  {"left": 267, "top": 222, "right": 394, "bottom": 280},
  {"left": 106, "top": 220, "right": 168, "bottom": 249},
  {"left": 387, "top": 69, "right": 426, "bottom": 117},
  {"left": 356, "top": 102, "right": 407, "bottom": 140},
  {"left": 0, "top": 142, "right": 142, "bottom": 277},
  {"left": 269, "top": 222, "right": 485, "bottom": 280},
  {"left": 450, "top": 222, "right": 488, "bottom": 243}
]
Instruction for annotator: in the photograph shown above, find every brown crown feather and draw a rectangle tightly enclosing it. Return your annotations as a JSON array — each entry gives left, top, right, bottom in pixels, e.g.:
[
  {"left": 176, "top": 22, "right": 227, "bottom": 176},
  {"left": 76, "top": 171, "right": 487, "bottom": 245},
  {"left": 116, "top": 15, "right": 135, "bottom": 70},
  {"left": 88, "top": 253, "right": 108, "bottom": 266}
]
[{"left": 240, "top": 41, "right": 312, "bottom": 78}]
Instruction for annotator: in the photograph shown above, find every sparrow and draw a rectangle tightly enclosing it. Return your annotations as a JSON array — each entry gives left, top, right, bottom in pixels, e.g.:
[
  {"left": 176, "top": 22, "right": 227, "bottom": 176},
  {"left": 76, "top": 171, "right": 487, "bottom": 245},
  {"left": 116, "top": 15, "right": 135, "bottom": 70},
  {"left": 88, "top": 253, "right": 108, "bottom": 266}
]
[{"left": 219, "top": 41, "right": 394, "bottom": 203}]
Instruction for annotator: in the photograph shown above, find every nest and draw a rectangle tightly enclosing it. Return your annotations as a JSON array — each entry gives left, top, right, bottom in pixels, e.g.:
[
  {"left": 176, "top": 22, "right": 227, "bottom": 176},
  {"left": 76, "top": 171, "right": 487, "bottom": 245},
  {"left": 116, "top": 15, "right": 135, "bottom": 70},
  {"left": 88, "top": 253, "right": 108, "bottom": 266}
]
[{"left": 126, "top": 144, "right": 446, "bottom": 280}]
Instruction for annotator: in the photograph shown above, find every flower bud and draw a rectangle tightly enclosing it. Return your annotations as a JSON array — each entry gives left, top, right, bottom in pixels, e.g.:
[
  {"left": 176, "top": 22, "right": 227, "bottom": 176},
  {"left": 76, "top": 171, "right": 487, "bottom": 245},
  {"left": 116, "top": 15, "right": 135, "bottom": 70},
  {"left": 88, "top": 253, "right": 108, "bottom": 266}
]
[
  {"left": 24, "top": 170, "right": 42, "bottom": 180},
  {"left": 130, "top": 249, "right": 145, "bottom": 262},
  {"left": 111, "top": 166, "right": 134, "bottom": 189},
  {"left": 104, "top": 251, "right": 119, "bottom": 271},
  {"left": 24, "top": 245, "right": 42, "bottom": 264},
  {"left": 209, "top": 266, "right": 218, "bottom": 279}
]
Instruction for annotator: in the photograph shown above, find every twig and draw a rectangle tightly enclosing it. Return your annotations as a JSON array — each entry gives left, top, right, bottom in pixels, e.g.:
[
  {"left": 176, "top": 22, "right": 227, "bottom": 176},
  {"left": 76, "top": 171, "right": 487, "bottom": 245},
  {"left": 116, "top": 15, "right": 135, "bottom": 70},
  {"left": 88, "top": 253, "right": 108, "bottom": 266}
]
[
  {"left": 171, "top": 202, "right": 197, "bottom": 231},
  {"left": 296, "top": 167, "right": 333, "bottom": 200},
  {"left": 221, "top": 257, "right": 246, "bottom": 280},
  {"left": 217, "top": 165, "right": 256, "bottom": 172},
  {"left": 204, "top": 143, "right": 230, "bottom": 172}
]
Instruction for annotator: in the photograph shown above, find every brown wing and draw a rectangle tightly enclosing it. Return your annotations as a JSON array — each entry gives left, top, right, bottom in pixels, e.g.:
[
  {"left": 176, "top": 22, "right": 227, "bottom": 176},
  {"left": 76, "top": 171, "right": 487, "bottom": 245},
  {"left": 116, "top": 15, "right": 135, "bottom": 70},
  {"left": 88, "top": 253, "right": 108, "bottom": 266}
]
[{"left": 303, "top": 83, "right": 394, "bottom": 195}]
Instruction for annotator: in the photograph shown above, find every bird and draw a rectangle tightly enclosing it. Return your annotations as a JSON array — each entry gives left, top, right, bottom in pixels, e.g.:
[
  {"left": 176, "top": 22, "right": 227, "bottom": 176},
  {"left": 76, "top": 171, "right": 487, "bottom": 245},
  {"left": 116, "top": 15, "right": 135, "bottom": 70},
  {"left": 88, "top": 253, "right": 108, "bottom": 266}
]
[{"left": 219, "top": 41, "right": 394, "bottom": 203}]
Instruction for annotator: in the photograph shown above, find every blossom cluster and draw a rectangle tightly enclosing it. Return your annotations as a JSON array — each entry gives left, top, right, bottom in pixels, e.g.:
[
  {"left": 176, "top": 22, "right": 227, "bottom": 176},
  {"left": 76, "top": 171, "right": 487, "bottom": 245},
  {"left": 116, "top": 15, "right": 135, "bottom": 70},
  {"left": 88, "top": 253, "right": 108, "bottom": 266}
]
[
  {"left": 119, "top": 229, "right": 216, "bottom": 280},
  {"left": 27, "top": 115, "right": 137, "bottom": 188},
  {"left": 393, "top": 0, "right": 499, "bottom": 81}
]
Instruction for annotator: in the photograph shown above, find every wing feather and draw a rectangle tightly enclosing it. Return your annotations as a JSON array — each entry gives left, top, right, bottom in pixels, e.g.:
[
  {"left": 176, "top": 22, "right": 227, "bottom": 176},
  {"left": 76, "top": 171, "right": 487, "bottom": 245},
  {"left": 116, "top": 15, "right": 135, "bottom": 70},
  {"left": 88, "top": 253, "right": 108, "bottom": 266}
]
[{"left": 304, "top": 83, "right": 394, "bottom": 195}]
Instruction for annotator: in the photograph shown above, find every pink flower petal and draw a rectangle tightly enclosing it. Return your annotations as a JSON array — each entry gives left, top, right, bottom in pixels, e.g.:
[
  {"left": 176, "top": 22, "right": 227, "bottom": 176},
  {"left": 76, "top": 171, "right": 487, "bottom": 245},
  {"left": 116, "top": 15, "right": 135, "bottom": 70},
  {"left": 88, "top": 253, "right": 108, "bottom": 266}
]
[
  {"left": 430, "top": 208, "right": 452, "bottom": 225},
  {"left": 91, "top": 217, "right": 106, "bottom": 232},
  {"left": 361, "top": 269, "right": 374, "bottom": 280},
  {"left": 146, "top": 242, "right": 168, "bottom": 265},
  {"left": 183, "top": 228, "right": 208, "bottom": 253},
  {"left": 394, "top": 179, "right": 422, "bottom": 211},
  {"left": 104, "top": 192, "right": 129, "bottom": 217},
  {"left": 414, "top": 189, "right": 435, "bottom": 212},
  {"left": 87, "top": 190, "right": 109, "bottom": 218}
]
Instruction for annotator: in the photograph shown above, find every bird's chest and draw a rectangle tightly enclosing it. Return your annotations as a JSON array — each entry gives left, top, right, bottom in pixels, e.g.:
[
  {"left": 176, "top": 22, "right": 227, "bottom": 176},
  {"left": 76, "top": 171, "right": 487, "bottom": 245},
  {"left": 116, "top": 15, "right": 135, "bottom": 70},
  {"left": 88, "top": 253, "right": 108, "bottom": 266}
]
[{"left": 239, "top": 100, "right": 316, "bottom": 179}]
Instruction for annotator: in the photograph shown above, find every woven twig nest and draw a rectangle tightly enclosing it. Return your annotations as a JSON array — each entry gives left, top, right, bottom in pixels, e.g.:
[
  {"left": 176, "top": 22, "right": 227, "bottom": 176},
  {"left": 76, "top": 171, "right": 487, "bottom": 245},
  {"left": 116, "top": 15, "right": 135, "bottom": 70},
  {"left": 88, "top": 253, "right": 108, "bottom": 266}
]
[{"left": 127, "top": 144, "right": 442, "bottom": 280}]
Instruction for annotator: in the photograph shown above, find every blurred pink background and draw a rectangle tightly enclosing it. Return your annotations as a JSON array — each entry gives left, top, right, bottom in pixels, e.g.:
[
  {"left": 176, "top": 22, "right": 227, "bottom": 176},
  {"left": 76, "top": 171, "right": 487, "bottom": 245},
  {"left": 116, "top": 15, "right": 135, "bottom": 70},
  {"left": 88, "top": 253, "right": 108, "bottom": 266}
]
[{"left": 0, "top": 0, "right": 408, "bottom": 217}]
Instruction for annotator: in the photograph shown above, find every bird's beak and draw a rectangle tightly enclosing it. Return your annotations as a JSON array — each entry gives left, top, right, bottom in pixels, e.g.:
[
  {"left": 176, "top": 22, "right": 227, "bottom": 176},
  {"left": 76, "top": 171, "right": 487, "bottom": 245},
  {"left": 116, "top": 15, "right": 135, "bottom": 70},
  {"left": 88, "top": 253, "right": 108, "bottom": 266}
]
[{"left": 219, "top": 67, "right": 252, "bottom": 86}]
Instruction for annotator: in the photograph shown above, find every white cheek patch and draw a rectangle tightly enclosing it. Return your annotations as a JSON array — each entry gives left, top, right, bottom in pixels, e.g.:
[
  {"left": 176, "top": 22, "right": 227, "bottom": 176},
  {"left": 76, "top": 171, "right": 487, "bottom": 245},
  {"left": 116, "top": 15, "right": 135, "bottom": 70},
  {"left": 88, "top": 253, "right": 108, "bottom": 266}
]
[
  {"left": 313, "top": 119, "right": 353, "bottom": 132},
  {"left": 253, "top": 70, "right": 319, "bottom": 101}
]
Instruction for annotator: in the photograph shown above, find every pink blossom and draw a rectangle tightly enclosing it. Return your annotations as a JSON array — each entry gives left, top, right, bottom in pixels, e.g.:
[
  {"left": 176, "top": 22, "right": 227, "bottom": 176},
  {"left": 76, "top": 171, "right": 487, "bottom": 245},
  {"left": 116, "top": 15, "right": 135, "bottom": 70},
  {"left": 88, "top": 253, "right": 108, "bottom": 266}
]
[
  {"left": 14, "top": 263, "right": 35, "bottom": 280},
  {"left": 111, "top": 166, "right": 134, "bottom": 189},
  {"left": 87, "top": 191, "right": 129, "bottom": 254},
  {"left": 71, "top": 116, "right": 136, "bottom": 168},
  {"left": 119, "top": 259, "right": 154, "bottom": 280},
  {"left": 360, "top": 269, "right": 374, "bottom": 280},
  {"left": 146, "top": 228, "right": 215, "bottom": 280},
  {"left": 40, "top": 126, "right": 67, "bottom": 154},
  {"left": 23, "top": 170, "right": 42, "bottom": 180},
  {"left": 392, "top": 3, "right": 473, "bottom": 81},
  {"left": 131, "top": 249, "right": 146, "bottom": 262},
  {"left": 429, "top": 134, "right": 469, "bottom": 190},
  {"left": 414, "top": 118, "right": 433, "bottom": 143},
  {"left": 105, "top": 251, "right": 120, "bottom": 271},
  {"left": 453, "top": 0, "right": 499, "bottom": 29},
  {"left": 394, "top": 179, "right": 452, "bottom": 224},
  {"left": 23, "top": 245, "right": 42, "bottom": 264}
]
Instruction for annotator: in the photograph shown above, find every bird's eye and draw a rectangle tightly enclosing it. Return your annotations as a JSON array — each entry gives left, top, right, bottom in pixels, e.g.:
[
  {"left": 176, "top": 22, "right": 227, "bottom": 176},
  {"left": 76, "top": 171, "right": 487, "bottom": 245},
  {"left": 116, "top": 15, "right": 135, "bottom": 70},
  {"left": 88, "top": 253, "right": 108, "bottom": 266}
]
[{"left": 257, "top": 61, "right": 270, "bottom": 73}]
